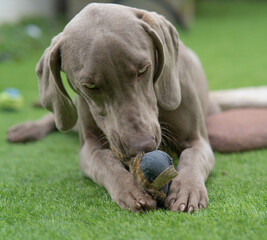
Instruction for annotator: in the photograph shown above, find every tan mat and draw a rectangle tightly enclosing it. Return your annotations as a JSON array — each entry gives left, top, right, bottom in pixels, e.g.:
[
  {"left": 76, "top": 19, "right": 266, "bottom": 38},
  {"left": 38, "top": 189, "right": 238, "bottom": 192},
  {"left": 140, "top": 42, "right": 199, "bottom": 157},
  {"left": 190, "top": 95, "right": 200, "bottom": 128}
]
[{"left": 206, "top": 108, "right": 267, "bottom": 153}]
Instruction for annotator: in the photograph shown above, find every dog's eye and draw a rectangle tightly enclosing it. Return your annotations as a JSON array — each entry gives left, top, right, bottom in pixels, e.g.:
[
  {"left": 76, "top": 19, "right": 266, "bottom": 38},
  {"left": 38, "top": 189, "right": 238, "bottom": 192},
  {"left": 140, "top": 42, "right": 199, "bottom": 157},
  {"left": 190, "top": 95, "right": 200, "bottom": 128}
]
[
  {"left": 138, "top": 65, "right": 148, "bottom": 76},
  {"left": 85, "top": 83, "right": 97, "bottom": 89}
]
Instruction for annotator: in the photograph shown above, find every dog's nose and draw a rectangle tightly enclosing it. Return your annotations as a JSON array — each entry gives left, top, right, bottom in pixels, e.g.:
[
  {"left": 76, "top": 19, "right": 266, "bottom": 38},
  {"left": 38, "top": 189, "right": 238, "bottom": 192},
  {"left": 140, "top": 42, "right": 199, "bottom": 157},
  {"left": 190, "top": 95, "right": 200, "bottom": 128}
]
[{"left": 126, "top": 136, "right": 157, "bottom": 157}]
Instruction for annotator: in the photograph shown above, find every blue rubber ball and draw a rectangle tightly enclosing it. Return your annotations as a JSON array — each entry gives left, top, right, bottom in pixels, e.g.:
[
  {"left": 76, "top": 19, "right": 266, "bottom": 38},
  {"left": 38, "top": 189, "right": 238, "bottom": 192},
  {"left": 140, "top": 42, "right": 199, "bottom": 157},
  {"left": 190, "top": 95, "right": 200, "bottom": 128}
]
[{"left": 140, "top": 150, "right": 174, "bottom": 195}]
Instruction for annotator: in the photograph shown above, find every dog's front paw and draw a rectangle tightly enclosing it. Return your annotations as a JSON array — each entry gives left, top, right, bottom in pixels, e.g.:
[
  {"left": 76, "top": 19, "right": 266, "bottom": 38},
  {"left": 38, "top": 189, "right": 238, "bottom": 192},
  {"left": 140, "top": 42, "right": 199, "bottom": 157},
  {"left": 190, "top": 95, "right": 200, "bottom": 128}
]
[
  {"left": 111, "top": 176, "right": 157, "bottom": 213},
  {"left": 165, "top": 174, "right": 208, "bottom": 213}
]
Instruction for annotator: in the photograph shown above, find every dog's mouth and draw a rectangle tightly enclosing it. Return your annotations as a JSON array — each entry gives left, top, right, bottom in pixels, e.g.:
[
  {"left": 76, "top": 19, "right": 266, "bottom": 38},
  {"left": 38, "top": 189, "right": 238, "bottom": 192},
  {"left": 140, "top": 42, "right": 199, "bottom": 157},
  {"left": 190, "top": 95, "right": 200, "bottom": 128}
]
[
  {"left": 108, "top": 126, "right": 161, "bottom": 164},
  {"left": 110, "top": 136, "right": 160, "bottom": 166}
]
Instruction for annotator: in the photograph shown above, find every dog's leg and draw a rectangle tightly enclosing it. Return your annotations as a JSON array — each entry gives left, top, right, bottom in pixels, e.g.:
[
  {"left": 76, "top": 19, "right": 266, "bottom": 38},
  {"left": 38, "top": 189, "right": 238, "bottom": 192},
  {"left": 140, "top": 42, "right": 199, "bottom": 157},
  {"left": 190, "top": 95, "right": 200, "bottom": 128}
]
[
  {"left": 75, "top": 94, "right": 157, "bottom": 212},
  {"left": 165, "top": 137, "right": 215, "bottom": 213},
  {"left": 7, "top": 113, "right": 56, "bottom": 143},
  {"left": 79, "top": 139, "right": 157, "bottom": 213}
]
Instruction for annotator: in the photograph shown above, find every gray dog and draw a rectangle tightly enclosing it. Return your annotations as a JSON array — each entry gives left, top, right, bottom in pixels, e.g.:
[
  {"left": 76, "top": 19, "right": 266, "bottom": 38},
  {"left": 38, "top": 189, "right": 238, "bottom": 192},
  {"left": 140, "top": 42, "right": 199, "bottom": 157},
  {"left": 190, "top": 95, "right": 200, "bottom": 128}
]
[{"left": 8, "top": 3, "right": 227, "bottom": 213}]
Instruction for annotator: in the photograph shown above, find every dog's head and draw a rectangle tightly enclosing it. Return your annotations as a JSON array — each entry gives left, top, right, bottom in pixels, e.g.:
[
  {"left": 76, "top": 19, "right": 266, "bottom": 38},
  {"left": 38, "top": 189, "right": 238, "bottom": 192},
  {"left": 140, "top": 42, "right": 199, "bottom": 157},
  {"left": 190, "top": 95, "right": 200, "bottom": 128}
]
[{"left": 36, "top": 3, "right": 181, "bottom": 157}]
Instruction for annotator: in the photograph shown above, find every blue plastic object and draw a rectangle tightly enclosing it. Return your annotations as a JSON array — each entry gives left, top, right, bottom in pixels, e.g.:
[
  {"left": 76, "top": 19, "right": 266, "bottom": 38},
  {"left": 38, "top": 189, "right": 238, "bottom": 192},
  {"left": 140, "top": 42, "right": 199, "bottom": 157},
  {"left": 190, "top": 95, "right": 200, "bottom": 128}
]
[{"left": 0, "top": 88, "right": 23, "bottom": 110}]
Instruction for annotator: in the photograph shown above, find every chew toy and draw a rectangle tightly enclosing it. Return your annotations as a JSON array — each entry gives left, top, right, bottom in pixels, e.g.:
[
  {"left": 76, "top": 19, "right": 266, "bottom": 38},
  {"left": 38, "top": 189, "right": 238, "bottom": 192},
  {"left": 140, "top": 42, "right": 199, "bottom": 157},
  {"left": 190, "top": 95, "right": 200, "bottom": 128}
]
[
  {"left": 129, "top": 150, "right": 178, "bottom": 203},
  {"left": 0, "top": 88, "right": 23, "bottom": 110}
]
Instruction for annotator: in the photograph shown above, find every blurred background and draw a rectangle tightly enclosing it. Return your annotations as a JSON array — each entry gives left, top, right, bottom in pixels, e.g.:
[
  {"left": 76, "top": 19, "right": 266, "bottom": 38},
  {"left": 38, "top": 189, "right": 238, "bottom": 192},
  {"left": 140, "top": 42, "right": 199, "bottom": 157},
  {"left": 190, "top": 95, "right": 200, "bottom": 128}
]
[
  {"left": 0, "top": 0, "right": 195, "bottom": 62},
  {"left": 0, "top": 0, "right": 195, "bottom": 27}
]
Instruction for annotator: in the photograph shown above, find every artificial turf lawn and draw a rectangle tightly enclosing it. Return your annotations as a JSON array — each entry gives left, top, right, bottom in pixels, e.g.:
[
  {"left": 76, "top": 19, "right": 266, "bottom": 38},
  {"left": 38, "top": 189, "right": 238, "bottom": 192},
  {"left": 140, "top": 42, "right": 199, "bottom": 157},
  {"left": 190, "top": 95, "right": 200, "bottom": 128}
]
[{"left": 0, "top": 1, "right": 266, "bottom": 240}]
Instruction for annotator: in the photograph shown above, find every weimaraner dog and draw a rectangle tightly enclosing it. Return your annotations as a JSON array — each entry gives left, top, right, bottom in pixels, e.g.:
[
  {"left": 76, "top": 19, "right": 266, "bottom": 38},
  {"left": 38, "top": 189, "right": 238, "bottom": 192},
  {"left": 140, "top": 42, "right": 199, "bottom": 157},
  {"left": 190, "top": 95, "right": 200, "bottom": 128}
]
[{"left": 8, "top": 3, "right": 217, "bottom": 213}]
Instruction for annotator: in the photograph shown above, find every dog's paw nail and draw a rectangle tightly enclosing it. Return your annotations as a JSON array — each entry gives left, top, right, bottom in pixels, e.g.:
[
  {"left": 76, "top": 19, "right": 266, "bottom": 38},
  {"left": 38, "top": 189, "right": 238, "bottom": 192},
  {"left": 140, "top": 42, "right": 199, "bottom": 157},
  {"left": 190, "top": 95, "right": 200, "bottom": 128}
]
[
  {"left": 134, "top": 202, "right": 142, "bottom": 210},
  {"left": 199, "top": 204, "right": 204, "bottom": 210},
  {"left": 139, "top": 198, "right": 145, "bottom": 205},
  {"left": 188, "top": 206, "right": 194, "bottom": 213},
  {"left": 179, "top": 204, "right": 186, "bottom": 212}
]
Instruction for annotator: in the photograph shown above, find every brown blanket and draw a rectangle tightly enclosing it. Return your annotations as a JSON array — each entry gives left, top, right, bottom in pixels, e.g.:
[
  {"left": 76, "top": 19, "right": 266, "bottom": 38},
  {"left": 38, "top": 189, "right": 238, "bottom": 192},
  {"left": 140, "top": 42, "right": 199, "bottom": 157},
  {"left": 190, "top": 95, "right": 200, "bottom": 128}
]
[{"left": 206, "top": 108, "right": 267, "bottom": 153}]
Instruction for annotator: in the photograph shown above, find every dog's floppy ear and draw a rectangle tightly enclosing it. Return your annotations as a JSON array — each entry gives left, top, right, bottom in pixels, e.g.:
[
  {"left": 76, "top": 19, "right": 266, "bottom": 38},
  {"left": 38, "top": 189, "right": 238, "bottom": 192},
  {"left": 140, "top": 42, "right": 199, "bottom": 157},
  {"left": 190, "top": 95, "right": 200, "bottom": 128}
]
[
  {"left": 140, "top": 12, "right": 181, "bottom": 111},
  {"left": 36, "top": 33, "right": 77, "bottom": 132}
]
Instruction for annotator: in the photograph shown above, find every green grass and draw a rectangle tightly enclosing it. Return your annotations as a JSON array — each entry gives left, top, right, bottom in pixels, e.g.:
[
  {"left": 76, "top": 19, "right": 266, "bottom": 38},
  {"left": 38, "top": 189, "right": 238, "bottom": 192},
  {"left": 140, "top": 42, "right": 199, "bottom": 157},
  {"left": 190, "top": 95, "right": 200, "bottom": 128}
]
[{"left": 0, "top": 2, "right": 267, "bottom": 240}]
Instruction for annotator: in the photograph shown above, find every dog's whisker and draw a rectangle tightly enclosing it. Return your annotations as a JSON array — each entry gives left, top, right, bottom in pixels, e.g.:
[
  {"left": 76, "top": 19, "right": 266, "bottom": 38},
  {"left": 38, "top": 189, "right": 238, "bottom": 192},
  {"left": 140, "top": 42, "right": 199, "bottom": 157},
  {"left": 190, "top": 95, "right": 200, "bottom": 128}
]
[
  {"left": 95, "top": 134, "right": 108, "bottom": 146},
  {"left": 99, "top": 139, "right": 109, "bottom": 149},
  {"left": 160, "top": 122, "right": 178, "bottom": 140},
  {"left": 161, "top": 127, "right": 176, "bottom": 143},
  {"left": 160, "top": 123, "right": 182, "bottom": 153},
  {"left": 159, "top": 136, "right": 168, "bottom": 151},
  {"left": 160, "top": 132, "right": 173, "bottom": 152}
]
